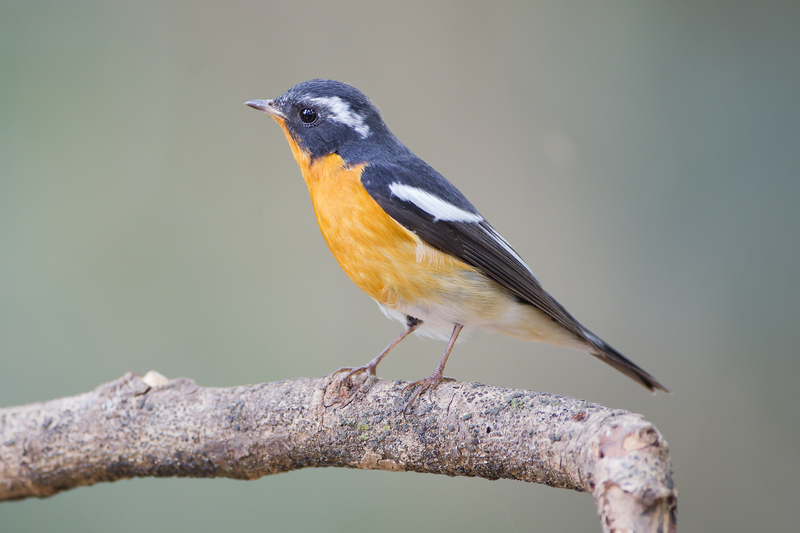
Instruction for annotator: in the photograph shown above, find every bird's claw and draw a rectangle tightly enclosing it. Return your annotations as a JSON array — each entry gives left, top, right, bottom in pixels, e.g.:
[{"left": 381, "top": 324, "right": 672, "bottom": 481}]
[
  {"left": 401, "top": 374, "right": 455, "bottom": 417},
  {"left": 333, "top": 364, "right": 377, "bottom": 397}
]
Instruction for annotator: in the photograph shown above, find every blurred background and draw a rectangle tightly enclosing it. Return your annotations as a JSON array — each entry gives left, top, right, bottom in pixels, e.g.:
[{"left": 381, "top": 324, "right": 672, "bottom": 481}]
[{"left": 1, "top": 1, "right": 798, "bottom": 531}]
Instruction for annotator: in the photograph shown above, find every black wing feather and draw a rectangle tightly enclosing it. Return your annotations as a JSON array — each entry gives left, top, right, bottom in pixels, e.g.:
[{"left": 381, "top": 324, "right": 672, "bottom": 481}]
[
  {"left": 361, "top": 162, "right": 586, "bottom": 339},
  {"left": 360, "top": 162, "right": 669, "bottom": 393}
]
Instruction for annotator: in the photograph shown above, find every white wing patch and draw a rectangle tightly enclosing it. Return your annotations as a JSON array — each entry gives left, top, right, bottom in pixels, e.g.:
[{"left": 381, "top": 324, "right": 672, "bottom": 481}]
[
  {"left": 388, "top": 183, "right": 483, "bottom": 223},
  {"left": 309, "top": 96, "right": 370, "bottom": 138},
  {"left": 388, "top": 182, "right": 537, "bottom": 281}
]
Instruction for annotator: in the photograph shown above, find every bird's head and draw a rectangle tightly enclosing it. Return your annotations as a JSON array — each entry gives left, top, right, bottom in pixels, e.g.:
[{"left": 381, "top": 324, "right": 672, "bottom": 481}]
[{"left": 247, "top": 79, "right": 396, "bottom": 164}]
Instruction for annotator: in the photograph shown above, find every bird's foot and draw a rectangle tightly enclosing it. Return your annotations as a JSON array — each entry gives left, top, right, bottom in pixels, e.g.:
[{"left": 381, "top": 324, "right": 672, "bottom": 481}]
[
  {"left": 401, "top": 372, "right": 455, "bottom": 417},
  {"left": 333, "top": 363, "right": 378, "bottom": 397}
]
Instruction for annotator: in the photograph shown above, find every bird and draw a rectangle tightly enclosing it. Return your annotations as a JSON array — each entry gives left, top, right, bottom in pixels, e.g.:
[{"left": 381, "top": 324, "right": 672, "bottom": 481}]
[{"left": 245, "top": 79, "right": 669, "bottom": 413}]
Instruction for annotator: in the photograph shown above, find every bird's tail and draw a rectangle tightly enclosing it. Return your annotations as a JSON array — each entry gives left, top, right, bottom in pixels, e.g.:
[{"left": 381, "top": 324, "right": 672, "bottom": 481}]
[{"left": 586, "top": 335, "right": 670, "bottom": 393}]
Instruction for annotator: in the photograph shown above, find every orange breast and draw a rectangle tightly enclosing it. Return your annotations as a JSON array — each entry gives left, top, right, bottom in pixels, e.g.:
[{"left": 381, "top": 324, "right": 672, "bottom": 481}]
[
  {"left": 272, "top": 117, "right": 526, "bottom": 331},
  {"left": 273, "top": 117, "right": 490, "bottom": 314}
]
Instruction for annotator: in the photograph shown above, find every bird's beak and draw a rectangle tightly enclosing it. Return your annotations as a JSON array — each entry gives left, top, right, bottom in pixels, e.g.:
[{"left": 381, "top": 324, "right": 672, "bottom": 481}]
[{"left": 245, "top": 99, "right": 285, "bottom": 119}]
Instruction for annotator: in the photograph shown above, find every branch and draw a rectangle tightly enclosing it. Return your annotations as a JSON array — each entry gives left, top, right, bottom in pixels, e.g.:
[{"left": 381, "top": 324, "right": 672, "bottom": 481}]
[{"left": 0, "top": 372, "right": 676, "bottom": 532}]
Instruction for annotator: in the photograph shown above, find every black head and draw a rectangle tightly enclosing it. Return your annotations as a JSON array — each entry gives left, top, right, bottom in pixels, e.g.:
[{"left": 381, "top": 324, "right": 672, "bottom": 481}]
[{"left": 246, "top": 79, "right": 404, "bottom": 164}]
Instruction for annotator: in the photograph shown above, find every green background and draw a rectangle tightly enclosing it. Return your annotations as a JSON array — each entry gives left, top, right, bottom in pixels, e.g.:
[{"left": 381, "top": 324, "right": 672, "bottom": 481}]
[{"left": 2, "top": 1, "right": 798, "bottom": 531}]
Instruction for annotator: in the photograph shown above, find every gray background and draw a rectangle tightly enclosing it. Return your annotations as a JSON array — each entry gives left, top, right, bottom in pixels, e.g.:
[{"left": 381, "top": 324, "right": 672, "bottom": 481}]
[{"left": 2, "top": 1, "right": 798, "bottom": 531}]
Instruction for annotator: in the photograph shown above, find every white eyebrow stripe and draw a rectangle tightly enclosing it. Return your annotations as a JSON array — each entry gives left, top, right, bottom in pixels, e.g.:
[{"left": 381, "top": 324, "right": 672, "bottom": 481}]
[
  {"left": 482, "top": 224, "right": 538, "bottom": 281},
  {"left": 388, "top": 183, "right": 483, "bottom": 223},
  {"left": 308, "top": 96, "right": 370, "bottom": 138}
]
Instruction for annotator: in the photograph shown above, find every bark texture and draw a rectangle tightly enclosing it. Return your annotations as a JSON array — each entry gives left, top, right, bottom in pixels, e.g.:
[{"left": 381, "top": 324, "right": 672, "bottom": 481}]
[{"left": 0, "top": 372, "right": 676, "bottom": 532}]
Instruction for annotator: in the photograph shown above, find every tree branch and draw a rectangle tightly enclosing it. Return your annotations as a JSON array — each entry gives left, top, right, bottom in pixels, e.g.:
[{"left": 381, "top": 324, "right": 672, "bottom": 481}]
[{"left": 0, "top": 372, "right": 676, "bottom": 532}]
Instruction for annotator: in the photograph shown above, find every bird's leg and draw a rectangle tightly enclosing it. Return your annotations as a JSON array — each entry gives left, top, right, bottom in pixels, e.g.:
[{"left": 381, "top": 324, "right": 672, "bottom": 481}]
[
  {"left": 335, "top": 316, "right": 422, "bottom": 395},
  {"left": 402, "top": 323, "right": 464, "bottom": 416}
]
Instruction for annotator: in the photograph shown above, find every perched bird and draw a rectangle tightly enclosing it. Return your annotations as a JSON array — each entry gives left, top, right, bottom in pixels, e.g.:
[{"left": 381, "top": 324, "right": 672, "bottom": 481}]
[{"left": 246, "top": 79, "right": 668, "bottom": 413}]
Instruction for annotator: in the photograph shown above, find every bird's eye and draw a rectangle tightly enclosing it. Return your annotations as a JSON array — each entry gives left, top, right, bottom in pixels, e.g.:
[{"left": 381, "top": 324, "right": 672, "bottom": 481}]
[{"left": 299, "top": 108, "right": 318, "bottom": 124}]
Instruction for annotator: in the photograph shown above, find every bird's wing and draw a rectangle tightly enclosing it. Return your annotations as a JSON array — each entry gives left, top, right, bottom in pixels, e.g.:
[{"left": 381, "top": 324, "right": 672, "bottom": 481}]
[{"left": 360, "top": 161, "right": 587, "bottom": 341}]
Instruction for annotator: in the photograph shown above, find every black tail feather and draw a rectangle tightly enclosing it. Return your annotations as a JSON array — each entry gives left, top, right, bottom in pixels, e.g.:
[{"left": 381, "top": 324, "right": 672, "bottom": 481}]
[{"left": 588, "top": 338, "right": 670, "bottom": 393}]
